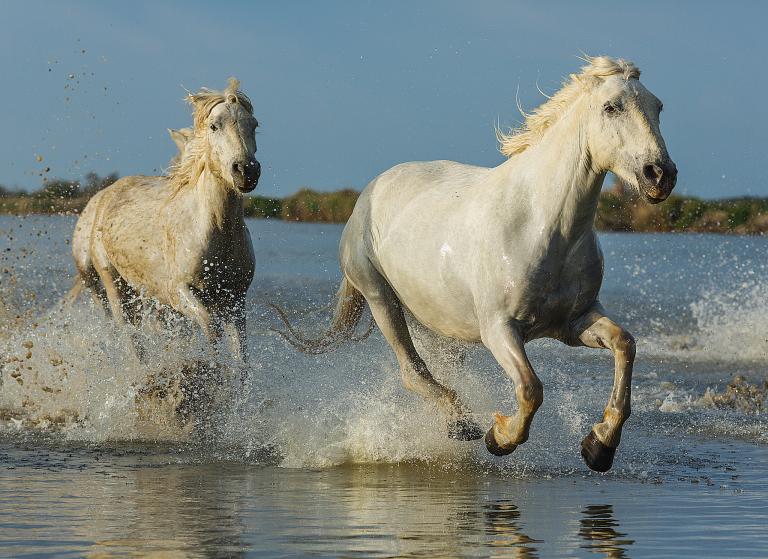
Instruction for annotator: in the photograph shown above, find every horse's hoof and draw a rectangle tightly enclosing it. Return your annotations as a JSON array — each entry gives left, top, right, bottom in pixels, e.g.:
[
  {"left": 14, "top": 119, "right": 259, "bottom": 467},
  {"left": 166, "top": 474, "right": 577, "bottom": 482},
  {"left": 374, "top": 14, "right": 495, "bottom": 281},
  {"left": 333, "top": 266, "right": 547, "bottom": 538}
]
[
  {"left": 448, "top": 417, "right": 484, "bottom": 441},
  {"left": 485, "top": 427, "right": 517, "bottom": 457},
  {"left": 580, "top": 430, "right": 616, "bottom": 472}
]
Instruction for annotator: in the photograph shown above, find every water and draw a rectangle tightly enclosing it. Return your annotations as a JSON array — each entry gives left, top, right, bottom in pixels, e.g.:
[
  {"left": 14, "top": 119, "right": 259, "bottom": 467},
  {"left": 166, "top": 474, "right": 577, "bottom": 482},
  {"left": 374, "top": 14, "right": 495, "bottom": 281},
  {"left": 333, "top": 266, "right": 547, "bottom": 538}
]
[{"left": 1, "top": 216, "right": 767, "bottom": 557}]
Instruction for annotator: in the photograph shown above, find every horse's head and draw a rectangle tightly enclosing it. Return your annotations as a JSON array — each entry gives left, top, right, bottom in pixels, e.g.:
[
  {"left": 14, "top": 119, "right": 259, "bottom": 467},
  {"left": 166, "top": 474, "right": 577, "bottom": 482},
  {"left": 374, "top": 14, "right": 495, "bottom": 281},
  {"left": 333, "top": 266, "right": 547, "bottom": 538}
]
[
  {"left": 188, "top": 78, "right": 261, "bottom": 193},
  {"left": 585, "top": 58, "right": 677, "bottom": 203},
  {"left": 167, "top": 127, "right": 193, "bottom": 167}
]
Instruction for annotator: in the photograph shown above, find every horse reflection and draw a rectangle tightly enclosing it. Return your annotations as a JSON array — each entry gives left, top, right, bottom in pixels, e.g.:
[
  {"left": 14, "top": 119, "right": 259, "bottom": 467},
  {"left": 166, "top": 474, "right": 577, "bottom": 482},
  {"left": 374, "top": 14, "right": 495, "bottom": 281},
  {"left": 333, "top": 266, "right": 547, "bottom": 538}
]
[
  {"left": 579, "top": 504, "right": 634, "bottom": 558},
  {"left": 79, "top": 465, "right": 249, "bottom": 558},
  {"left": 483, "top": 500, "right": 541, "bottom": 558}
]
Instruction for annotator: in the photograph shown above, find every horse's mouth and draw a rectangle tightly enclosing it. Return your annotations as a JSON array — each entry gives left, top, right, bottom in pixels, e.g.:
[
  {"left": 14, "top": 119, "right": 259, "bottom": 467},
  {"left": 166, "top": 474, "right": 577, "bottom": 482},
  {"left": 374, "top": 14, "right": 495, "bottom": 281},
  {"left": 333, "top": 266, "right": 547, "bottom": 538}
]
[
  {"left": 232, "top": 169, "right": 260, "bottom": 193},
  {"left": 237, "top": 179, "right": 258, "bottom": 193},
  {"left": 643, "top": 192, "right": 668, "bottom": 204}
]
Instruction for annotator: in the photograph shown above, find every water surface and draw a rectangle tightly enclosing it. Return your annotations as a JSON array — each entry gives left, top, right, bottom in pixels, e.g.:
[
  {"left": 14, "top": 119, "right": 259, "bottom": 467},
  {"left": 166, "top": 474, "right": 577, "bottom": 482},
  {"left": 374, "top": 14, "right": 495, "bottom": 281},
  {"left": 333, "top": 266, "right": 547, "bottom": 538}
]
[{"left": 1, "top": 216, "right": 766, "bottom": 557}]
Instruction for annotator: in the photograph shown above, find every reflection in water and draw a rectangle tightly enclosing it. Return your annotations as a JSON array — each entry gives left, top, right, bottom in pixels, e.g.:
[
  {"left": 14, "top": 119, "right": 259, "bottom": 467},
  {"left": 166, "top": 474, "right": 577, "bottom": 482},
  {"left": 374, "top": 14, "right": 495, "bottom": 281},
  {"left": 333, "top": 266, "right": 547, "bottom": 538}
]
[
  {"left": 78, "top": 465, "right": 250, "bottom": 559},
  {"left": 8, "top": 443, "right": 768, "bottom": 559},
  {"left": 483, "top": 500, "right": 541, "bottom": 558},
  {"left": 579, "top": 505, "right": 634, "bottom": 558},
  {"left": 2, "top": 452, "right": 556, "bottom": 558}
]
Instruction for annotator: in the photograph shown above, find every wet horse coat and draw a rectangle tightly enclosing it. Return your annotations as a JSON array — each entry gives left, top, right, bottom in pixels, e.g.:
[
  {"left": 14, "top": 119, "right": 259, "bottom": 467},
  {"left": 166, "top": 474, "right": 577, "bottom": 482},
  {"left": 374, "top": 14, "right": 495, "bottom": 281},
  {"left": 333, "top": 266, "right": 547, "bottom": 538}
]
[{"left": 71, "top": 79, "right": 261, "bottom": 361}]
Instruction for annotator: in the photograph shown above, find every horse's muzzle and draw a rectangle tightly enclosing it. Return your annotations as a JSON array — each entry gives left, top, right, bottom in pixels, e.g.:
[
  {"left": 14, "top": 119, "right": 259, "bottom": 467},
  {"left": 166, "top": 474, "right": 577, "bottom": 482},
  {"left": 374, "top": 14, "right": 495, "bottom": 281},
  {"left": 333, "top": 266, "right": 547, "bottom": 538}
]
[
  {"left": 232, "top": 159, "right": 261, "bottom": 193},
  {"left": 638, "top": 159, "right": 677, "bottom": 204}
]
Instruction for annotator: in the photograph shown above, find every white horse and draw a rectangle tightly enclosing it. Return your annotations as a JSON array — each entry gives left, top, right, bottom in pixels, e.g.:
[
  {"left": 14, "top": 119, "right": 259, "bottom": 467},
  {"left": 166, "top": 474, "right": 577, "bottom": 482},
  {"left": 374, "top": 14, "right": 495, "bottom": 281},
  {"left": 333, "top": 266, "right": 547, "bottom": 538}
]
[
  {"left": 71, "top": 78, "right": 260, "bottom": 362},
  {"left": 167, "top": 127, "right": 193, "bottom": 167},
  {"left": 276, "top": 57, "right": 677, "bottom": 472}
]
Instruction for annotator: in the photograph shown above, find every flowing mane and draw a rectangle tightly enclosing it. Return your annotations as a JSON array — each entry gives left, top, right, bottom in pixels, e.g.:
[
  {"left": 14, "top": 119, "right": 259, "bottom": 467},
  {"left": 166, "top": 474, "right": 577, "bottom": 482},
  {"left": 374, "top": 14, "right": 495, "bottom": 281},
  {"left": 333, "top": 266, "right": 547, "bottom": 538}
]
[
  {"left": 497, "top": 56, "right": 641, "bottom": 157},
  {"left": 168, "top": 77, "right": 255, "bottom": 194}
]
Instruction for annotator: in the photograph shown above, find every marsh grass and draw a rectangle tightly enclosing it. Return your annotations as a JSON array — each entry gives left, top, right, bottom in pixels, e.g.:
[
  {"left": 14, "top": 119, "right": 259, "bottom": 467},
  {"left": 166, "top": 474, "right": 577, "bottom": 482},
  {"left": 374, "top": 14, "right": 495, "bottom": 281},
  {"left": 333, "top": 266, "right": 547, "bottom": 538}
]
[{"left": 2, "top": 176, "right": 767, "bottom": 234}]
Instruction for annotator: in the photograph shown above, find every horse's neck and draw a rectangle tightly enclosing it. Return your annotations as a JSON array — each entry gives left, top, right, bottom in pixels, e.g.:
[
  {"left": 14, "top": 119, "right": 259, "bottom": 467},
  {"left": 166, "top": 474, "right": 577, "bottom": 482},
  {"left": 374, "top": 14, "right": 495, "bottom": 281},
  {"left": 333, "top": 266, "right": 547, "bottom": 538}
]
[
  {"left": 499, "top": 109, "right": 604, "bottom": 245},
  {"left": 180, "top": 169, "right": 244, "bottom": 235}
]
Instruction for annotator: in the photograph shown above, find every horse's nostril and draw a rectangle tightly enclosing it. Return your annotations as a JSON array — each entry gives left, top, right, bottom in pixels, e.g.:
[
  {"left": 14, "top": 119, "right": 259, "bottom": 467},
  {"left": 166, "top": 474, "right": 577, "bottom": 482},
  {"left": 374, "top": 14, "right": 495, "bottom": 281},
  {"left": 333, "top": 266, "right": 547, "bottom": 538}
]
[
  {"left": 668, "top": 163, "right": 678, "bottom": 179},
  {"left": 232, "top": 162, "right": 244, "bottom": 176},
  {"left": 643, "top": 164, "right": 663, "bottom": 184}
]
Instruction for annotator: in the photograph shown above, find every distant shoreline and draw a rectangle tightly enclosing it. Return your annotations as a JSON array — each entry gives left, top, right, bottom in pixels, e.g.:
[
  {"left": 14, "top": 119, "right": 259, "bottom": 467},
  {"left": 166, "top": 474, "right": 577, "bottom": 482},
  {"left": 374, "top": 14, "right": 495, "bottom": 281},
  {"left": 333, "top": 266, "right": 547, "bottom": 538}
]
[{"left": 2, "top": 188, "right": 768, "bottom": 235}]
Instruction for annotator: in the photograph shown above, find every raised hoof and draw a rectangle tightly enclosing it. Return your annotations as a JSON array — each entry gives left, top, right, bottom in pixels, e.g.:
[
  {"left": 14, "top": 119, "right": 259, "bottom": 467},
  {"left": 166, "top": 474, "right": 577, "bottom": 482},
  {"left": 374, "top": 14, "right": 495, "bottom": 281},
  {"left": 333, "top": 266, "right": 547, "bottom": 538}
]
[
  {"left": 447, "top": 417, "right": 484, "bottom": 441},
  {"left": 484, "top": 427, "right": 517, "bottom": 457},
  {"left": 580, "top": 430, "right": 617, "bottom": 472}
]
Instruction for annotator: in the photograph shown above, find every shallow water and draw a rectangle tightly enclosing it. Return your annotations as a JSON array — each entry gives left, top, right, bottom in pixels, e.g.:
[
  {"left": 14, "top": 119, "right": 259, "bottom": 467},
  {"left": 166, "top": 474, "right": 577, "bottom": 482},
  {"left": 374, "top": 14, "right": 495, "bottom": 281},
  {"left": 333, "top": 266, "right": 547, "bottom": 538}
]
[{"left": 1, "top": 216, "right": 767, "bottom": 557}]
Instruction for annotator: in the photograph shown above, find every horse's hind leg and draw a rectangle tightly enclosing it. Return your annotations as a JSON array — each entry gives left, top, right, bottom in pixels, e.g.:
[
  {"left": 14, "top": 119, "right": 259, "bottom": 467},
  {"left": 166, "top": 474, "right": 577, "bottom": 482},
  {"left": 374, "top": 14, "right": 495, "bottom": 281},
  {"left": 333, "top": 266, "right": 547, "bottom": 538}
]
[
  {"left": 481, "top": 320, "right": 543, "bottom": 456},
  {"left": 569, "top": 304, "right": 635, "bottom": 472},
  {"left": 351, "top": 267, "right": 483, "bottom": 441},
  {"left": 93, "top": 263, "right": 127, "bottom": 327},
  {"left": 119, "top": 282, "right": 149, "bottom": 362},
  {"left": 73, "top": 264, "right": 110, "bottom": 315}
]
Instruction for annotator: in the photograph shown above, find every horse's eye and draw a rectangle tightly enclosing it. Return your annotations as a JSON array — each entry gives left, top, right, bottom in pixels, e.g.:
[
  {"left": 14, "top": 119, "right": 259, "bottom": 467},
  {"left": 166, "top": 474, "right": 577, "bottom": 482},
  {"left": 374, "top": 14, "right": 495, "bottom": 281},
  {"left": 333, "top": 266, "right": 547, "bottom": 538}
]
[
  {"left": 209, "top": 123, "right": 218, "bottom": 132},
  {"left": 603, "top": 101, "right": 622, "bottom": 115}
]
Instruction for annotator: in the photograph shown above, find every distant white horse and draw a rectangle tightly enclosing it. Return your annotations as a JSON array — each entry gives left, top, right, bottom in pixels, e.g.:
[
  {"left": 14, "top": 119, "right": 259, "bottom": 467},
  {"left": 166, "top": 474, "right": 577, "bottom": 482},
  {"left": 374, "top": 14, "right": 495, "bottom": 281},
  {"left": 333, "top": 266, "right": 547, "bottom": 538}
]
[
  {"left": 71, "top": 78, "right": 260, "bottom": 362},
  {"left": 276, "top": 57, "right": 677, "bottom": 472}
]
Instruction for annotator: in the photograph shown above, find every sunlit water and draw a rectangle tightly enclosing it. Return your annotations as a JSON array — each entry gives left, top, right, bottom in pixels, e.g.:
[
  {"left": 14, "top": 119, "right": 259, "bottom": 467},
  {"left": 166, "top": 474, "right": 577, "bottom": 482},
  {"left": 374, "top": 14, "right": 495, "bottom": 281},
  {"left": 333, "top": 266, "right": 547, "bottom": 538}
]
[{"left": 1, "top": 216, "right": 767, "bottom": 558}]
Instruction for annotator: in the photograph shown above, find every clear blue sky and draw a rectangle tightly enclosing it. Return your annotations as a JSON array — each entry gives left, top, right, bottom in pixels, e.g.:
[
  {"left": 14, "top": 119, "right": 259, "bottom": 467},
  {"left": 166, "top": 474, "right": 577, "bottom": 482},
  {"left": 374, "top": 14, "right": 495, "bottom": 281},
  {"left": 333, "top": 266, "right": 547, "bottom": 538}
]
[{"left": 1, "top": 1, "right": 765, "bottom": 198}]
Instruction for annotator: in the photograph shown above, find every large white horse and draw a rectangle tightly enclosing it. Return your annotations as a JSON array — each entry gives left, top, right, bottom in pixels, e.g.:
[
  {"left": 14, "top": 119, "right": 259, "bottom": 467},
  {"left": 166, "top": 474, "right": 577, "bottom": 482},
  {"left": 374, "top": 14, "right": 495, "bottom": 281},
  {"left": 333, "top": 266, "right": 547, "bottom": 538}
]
[
  {"left": 71, "top": 78, "right": 260, "bottom": 362},
  {"left": 276, "top": 57, "right": 677, "bottom": 472}
]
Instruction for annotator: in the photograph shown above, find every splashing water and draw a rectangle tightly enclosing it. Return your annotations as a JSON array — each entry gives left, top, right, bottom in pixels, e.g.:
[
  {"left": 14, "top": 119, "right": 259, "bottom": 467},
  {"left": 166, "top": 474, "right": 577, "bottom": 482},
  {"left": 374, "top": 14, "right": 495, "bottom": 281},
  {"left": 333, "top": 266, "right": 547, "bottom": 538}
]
[{"left": 1, "top": 217, "right": 767, "bottom": 474}]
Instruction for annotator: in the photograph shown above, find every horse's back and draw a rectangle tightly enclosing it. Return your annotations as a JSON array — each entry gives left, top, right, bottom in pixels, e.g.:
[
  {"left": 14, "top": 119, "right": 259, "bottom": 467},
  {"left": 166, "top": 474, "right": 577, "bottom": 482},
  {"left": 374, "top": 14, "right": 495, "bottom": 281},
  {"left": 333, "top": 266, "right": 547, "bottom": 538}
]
[
  {"left": 366, "top": 160, "right": 491, "bottom": 209},
  {"left": 345, "top": 160, "right": 492, "bottom": 246}
]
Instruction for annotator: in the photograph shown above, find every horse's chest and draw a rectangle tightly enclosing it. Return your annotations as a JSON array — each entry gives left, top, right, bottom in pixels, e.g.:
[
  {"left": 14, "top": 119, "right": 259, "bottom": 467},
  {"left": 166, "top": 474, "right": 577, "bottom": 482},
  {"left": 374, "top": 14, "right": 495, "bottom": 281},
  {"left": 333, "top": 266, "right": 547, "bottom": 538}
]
[
  {"left": 180, "top": 232, "right": 254, "bottom": 294},
  {"left": 514, "top": 256, "right": 601, "bottom": 337}
]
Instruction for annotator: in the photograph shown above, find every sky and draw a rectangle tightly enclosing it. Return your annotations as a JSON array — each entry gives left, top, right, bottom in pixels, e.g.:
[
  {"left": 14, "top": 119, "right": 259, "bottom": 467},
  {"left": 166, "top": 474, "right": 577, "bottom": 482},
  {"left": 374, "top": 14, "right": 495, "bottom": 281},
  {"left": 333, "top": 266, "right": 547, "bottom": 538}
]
[{"left": 0, "top": 0, "right": 766, "bottom": 199}]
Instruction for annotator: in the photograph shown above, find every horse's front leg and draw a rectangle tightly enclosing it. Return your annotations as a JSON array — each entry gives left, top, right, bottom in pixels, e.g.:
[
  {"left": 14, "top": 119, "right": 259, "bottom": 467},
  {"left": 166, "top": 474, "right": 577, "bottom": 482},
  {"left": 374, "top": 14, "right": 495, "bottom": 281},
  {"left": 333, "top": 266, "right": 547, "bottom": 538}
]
[
  {"left": 569, "top": 303, "right": 636, "bottom": 472},
  {"left": 221, "top": 297, "right": 249, "bottom": 385},
  {"left": 229, "top": 297, "right": 248, "bottom": 363},
  {"left": 481, "top": 319, "right": 543, "bottom": 456},
  {"left": 176, "top": 285, "right": 221, "bottom": 346}
]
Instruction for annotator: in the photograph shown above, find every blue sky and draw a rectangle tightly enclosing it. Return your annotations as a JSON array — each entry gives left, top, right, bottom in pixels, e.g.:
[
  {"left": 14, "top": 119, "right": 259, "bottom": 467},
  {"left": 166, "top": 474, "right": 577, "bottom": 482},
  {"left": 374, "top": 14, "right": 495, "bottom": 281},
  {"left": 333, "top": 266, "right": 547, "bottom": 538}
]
[{"left": 0, "top": 1, "right": 766, "bottom": 198}]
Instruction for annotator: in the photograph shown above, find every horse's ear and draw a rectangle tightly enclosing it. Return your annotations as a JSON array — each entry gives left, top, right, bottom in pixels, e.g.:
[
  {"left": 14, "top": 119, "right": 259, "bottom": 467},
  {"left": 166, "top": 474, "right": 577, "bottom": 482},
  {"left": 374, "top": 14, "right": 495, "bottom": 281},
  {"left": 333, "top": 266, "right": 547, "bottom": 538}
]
[
  {"left": 168, "top": 128, "right": 193, "bottom": 151},
  {"left": 226, "top": 77, "right": 240, "bottom": 104}
]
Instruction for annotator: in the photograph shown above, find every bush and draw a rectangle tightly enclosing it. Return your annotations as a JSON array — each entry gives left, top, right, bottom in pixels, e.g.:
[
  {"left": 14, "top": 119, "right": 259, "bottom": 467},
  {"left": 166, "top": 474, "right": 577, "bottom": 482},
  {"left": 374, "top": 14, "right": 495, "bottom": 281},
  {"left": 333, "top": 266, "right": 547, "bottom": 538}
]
[
  {"left": 281, "top": 188, "right": 359, "bottom": 223},
  {"left": 244, "top": 196, "right": 282, "bottom": 218},
  {"left": 82, "top": 171, "right": 119, "bottom": 196},
  {"left": 40, "top": 178, "right": 80, "bottom": 198}
]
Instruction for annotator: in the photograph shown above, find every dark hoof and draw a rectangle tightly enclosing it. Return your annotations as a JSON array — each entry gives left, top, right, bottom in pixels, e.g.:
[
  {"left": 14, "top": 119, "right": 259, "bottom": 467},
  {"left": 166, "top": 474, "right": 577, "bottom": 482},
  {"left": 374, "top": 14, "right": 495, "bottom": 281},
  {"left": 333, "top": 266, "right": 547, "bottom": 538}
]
[
  {"left": 448, "top": 417, "right": 484, "bottom": 441},
  {"left": 580, "top": 430, "right": 617, "bottom": 472},
  {"left": 485, "top": 427, "right": 517, "bottom": 457}
]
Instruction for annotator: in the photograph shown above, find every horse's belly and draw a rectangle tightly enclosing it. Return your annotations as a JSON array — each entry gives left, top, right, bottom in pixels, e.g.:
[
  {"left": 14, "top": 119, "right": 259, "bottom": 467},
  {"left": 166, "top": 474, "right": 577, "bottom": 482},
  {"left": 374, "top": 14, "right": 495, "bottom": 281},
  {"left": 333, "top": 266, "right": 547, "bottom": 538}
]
[{"left": 383, "top": 271, "right": 480, "bottom": 341}]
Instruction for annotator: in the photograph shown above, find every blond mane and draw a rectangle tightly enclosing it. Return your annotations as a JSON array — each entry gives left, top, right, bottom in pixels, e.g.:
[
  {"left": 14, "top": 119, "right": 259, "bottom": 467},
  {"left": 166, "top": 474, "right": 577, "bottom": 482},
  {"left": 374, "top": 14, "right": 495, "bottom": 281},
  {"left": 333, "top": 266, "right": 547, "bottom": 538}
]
[
  {"left": 168, "top": 77, "right": 254, "bottom": 195},
  {"left": 497, "top": 56, "right": 641, "bottom": 157}
]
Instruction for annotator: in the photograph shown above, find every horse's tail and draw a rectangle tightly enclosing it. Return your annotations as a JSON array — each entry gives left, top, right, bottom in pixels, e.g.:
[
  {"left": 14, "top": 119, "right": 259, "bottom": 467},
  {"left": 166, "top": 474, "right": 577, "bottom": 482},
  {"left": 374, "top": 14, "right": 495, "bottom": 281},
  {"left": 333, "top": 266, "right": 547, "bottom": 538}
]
[
  {"left": 270, "top": 277, "right": 374, "bottom": 354},
  {"left": 62, "top": 275, "right": 84, "bottom": 306}
]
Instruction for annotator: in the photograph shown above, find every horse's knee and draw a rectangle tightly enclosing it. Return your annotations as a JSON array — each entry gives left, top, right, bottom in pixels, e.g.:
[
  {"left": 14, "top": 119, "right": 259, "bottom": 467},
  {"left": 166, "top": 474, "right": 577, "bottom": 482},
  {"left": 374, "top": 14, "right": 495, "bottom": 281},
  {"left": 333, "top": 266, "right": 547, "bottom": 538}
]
[{"left": 612, "top": 330, "right": 636, "bottom": 358}]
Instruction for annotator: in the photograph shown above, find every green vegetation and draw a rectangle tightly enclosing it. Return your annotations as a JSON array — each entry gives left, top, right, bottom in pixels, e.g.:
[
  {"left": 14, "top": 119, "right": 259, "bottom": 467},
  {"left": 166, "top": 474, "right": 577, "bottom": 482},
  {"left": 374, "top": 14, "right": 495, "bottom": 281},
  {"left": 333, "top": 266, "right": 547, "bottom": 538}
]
[
  {"left": 2, "top": 173, "right": 767, "bottom": 234},
  {"left": 596, "top": 193, "right": 768, "bottom": 234},
  {"left": 279, "top": 188, "right": 359, "bottom": 222}
]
